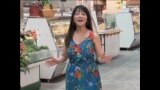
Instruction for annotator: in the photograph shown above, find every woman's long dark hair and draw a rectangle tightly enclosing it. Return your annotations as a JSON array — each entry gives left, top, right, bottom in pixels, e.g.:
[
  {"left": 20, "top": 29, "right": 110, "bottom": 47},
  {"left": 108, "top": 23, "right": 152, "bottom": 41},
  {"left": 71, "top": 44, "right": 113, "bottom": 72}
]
[{"left": 65, "top": 5, "right": 93, "bottom": 48}]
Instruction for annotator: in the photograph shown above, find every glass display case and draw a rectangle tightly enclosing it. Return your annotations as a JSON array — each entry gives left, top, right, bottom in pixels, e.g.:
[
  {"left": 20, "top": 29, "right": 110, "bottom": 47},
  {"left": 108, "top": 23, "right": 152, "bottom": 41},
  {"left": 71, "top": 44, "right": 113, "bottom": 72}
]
[
  {"left": 50, "top": 20, "right": 70, "bottom": 49},
  {"left": 105, "top": 14, "right": 117, "bottom": 29},
  {"left": 22, "top": 0, "right": 76, "bottom": 80}
]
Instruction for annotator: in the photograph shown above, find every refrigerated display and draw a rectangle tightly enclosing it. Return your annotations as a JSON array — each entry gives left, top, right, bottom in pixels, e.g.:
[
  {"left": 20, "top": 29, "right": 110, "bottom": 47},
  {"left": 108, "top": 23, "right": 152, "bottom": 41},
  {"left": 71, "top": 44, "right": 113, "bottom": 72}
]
[
  {"left": 24, "top": 17, "right": 69, "bottom": 80},
  {"left": 50, "top": 20, "right": 69, "bottom": 49},
  {"left": 115, "top": 10, "right": 140, "bottom": 48}
]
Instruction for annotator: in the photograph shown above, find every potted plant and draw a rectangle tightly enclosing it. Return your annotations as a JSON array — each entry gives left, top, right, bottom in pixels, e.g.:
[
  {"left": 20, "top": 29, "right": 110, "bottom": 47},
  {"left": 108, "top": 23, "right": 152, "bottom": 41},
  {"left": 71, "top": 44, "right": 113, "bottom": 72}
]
[
  {"left": 20, "top": 30, "right": 51, "bottom": 90},
  {"left": 20, "top": 39, "right": 30, "bottom": 73},
  {"left": 111, "top": 21, "right": 116, "bottom": 29},
  {"left": 20, "top": 30, "right": 38, "bottom": 73}
]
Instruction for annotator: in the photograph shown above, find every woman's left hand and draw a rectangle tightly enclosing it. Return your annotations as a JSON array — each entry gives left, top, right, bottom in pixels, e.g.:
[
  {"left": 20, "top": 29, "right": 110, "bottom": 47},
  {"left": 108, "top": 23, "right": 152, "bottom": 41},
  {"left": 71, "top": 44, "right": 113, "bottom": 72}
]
[{"left": 101, "top": 54, "right": 112, "bottom": 63}]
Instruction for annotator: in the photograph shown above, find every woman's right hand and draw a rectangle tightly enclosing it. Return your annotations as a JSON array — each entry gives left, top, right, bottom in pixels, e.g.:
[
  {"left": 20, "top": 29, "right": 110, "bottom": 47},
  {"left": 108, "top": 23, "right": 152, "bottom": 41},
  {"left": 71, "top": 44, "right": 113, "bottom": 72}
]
[{"left": 46, "top": 57, "right": 59, "bottom": 67}]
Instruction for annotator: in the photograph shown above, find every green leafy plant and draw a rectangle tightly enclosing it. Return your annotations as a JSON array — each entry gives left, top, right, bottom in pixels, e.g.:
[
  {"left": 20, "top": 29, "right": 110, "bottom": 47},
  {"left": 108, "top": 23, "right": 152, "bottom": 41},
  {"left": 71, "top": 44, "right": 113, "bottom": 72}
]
[
  {"left": 39, "top": 45, "right": 49, "bottom": 50},
  {"left": 111, "top": 21, "right": 115, "bottom": 29},
  {"left": 24, "top": 39, "right": 40, "bottom": 53},
  {"left": 20, "top": 41, "right": 31, "bottom": 73},
  {"left": 20, "top": 53, "right": 30, "bottom": 73},
  {"left": 20, "top": 30, "right": 49, "bottom": 73}
]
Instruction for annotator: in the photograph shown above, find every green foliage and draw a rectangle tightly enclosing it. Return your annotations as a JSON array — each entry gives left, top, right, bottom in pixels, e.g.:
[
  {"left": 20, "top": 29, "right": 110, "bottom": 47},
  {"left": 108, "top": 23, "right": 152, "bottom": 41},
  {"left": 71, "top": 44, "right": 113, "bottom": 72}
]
[
  {"left": 24, "top": 39, "right": 49, "bottom": 53},
  {"left": 42, "top": 0, "right": 49, "bottom": 4},
  {"left": 24, "top": 39, "right": 40, "bottom": 53},
  {"left": 111, "top": 21, "right": 115, "bottom": 29},
  {"left": 20, "top": 32, "right": 49, "bottom": 73},
  {"left": 20, "top": 54, "right": 30, "bottom": 73},
  {"left": 39, "top": 45, "right": 49, "bottom": 50}
]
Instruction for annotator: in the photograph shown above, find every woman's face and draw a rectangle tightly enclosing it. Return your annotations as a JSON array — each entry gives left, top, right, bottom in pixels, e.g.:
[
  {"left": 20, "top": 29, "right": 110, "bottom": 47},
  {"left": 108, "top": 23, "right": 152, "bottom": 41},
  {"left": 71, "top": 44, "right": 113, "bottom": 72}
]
[{"left": 73, "top": 10, "right": 87, "bottom": 27}]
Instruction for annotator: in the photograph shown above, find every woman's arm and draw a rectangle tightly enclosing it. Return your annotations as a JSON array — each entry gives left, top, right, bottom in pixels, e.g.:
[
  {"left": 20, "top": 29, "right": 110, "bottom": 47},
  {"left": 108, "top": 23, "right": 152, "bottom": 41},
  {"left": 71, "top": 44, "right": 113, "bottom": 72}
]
[
  {"left": 92, "top": 32, "right": 112, "bottom": 63},
  {"left": 46, "top": 44, "right": 68, "bottom": 66},
  {"left": 56, "top": 45, "right": 68, "bottom": 63}
]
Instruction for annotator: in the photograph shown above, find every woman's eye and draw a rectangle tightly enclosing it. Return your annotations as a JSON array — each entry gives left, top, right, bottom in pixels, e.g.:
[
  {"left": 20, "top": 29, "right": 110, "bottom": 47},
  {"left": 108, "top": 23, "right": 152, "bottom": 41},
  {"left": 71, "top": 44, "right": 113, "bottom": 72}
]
[{"left": 75, "top": 13, "right": 79, "bottom": 15}]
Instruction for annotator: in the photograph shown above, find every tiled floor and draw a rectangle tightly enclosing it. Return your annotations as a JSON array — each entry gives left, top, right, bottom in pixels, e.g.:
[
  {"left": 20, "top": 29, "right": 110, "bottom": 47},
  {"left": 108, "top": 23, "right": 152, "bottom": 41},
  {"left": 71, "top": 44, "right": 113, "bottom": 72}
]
[{"left": 40, "top": 47, "right": 140, "bottom": 90}]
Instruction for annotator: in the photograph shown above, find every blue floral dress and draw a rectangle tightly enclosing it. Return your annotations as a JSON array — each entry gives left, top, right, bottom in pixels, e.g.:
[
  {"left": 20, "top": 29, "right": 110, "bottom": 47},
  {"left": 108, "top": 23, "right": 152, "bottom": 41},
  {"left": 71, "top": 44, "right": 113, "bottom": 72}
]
[{"left": 66, "top": 32, "right": 102, "bottom": 90}]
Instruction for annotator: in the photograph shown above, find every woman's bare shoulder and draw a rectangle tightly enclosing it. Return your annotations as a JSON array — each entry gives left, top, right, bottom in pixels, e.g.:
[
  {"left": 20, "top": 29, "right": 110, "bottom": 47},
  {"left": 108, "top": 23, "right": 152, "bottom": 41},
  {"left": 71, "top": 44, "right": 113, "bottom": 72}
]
[
  {"left": 88, "top": 30, "right": 100, "bottom": 43},
  {"left": 88, "top": 30, "right": 98, "bottom": 36}
]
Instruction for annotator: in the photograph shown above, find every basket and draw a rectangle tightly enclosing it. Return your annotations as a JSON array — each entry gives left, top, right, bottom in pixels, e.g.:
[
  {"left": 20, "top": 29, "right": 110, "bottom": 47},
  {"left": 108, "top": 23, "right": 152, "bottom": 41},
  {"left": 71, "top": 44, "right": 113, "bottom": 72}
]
[{"left": 42, "top": 9, "right": 56, "bottom": 19}]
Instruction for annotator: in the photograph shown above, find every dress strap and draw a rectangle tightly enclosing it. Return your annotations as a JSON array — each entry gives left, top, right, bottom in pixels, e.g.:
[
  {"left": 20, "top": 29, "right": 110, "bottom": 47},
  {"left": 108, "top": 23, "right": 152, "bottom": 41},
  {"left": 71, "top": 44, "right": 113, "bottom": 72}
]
[{"left": 88, "top": 31, "right": 95, "bottom": 40}]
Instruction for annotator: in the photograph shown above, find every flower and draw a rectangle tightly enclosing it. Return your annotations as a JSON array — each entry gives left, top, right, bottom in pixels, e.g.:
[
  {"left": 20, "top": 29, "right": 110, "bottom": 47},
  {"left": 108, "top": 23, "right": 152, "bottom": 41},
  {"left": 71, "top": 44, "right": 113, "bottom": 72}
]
[
  {"left": 88, "top": 32, "right": 94, "bottom": 40},
  {"left": 24, "top": 30, "right": 37, "bottom": 41},
  {"left": 74, "top": 70, "right": 82, "bottom": 79},
  {"left": 20, "top": 30, "right": 37, "bottom": 73},
  {"left": 94, "top": 69, "right": 99, "bottom": 77},
  {"left": 20, "top": 30, "right": 37, "bottom": 72},
  {"left": 20, "top": 41, "right": 30, "bottom": 73},
  {"left": 20, "top": 30, "right": 49, "bottom": 73},
  {"left": 74, "top": 45, "right": 81, "bottom": 53}
]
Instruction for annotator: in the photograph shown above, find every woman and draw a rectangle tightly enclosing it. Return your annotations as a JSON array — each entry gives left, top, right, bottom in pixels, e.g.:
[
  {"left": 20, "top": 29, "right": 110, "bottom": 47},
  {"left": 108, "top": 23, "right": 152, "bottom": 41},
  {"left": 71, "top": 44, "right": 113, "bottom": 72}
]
[{"left": 46, "top": 5, "right": 112, "bottom": 90}]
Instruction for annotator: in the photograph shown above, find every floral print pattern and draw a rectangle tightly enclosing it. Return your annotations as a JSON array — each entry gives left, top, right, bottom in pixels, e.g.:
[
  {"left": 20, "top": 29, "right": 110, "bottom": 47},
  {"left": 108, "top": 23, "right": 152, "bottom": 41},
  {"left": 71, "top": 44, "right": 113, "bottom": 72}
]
[{"left": 66, "top": 32, "right": 102, "bottom": 90}]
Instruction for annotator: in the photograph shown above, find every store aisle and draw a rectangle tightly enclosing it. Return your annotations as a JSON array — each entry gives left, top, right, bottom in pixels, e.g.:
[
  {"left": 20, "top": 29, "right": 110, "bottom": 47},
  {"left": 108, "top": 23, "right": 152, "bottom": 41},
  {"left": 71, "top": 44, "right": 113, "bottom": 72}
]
[{"left": 40, "top": 47, "right": 140, "bottom": 90}]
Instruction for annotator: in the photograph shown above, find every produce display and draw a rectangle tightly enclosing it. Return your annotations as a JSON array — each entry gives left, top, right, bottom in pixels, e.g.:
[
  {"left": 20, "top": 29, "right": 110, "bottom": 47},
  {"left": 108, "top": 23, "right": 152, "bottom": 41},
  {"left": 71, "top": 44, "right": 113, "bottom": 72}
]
[
  {"left": 52, "top": 24, "right": 69, "bottom": 35},
  {"left": 51, "top": 22, "right": 69, "bottom": 48}
]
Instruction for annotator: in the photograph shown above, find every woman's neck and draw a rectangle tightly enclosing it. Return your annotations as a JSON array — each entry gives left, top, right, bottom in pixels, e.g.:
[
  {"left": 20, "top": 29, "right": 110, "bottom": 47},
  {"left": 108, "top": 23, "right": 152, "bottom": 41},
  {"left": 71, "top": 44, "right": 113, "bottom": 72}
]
[{"left": 76, "top": 26, "right": 88, "bottom": 33}]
